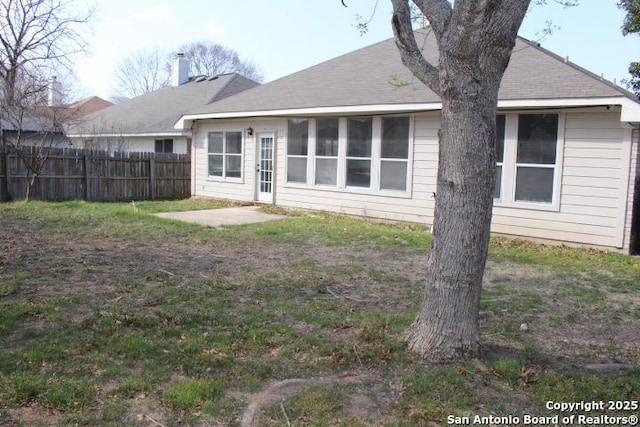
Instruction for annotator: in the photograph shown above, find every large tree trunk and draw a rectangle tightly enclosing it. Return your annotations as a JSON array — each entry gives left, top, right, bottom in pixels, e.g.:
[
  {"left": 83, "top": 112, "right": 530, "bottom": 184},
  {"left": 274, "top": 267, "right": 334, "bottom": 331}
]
[
  {"left": 406, "top": 95, "right": 497, "bottom": 361},
  {"left": 391, "top": 0, "right": 531, "bottom": 362}
]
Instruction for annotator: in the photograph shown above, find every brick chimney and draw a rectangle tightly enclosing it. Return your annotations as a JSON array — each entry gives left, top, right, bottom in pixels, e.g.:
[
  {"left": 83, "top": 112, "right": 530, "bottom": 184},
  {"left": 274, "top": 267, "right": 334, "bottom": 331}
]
[
  {"left": 171, "top": 53, "right": 190, "bottom": 86},
  {"left": 48, "top": 76, "right": 63, "bottom": 106}
]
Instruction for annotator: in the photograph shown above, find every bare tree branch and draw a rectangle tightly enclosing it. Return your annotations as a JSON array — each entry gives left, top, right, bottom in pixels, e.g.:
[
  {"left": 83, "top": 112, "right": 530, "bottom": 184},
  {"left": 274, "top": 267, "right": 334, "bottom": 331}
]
[
  {"left": 112, "top": 48, "right": 170, "bottom": 98},
  {"left": 390, "top": 0, "right": 440, "bottom": 93},
  {"left": 113, "top": 42, "right": 264, "bottom": 98},
  {"left": 0, "top": 0, "right": 92, "bottom": 200},
  {"left": 1, "top": 78, "right": 70, "bottom": 200},
  {"left": 0, "top": 0, "right": 93, "bottom": 103},
  {"left": 178, "top": 41, "right": 264, "bottom": 82},
  {"left": 412, "top": 0, "right": 452, "bottom": 37}
]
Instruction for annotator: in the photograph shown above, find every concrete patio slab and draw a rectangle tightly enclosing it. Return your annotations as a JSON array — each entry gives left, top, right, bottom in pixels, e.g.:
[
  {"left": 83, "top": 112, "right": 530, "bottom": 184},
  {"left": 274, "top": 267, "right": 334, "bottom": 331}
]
[{"left": 154, "top": 206, "right": 286, "bottom": 228}]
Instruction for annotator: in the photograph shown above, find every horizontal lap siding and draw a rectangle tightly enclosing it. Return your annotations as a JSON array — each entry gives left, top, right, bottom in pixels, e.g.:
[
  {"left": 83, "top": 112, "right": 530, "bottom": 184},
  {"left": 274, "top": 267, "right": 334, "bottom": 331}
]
[
  {"left": 126, "top": 137, "right": 189, "bottom": 154},
  {"left": 563, "top": 112, "right": 625, "bottom": 246},
  {"left": 275, "top": 113, "right": 440, "bottom": 224},
  {"left": 192, "top": 111, "right": 631, "bottom": 251},
  {"left": 193, "top": 118, "right": 284, "bottom": 202},
  {"left": 413, "top": 130, "right": 439, "bottom": 183},
  {"left": 491, "top": 221, "right": 618, "bottom": 247},
  {"left": 275, "top": 188, "right": 432, "bottom": 222},
  {"left": 492, "top": 111, "right": 627, "bottom": 249}
]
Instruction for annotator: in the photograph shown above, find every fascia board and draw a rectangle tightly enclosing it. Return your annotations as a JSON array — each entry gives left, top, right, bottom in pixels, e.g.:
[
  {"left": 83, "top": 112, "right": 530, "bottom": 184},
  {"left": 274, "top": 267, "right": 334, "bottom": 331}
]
[
  {"left": 174, "top": 97, "right": 640, "bottom": 129},
  {"left": 68, "top": 131, "right": 190, "bottom": 138}
]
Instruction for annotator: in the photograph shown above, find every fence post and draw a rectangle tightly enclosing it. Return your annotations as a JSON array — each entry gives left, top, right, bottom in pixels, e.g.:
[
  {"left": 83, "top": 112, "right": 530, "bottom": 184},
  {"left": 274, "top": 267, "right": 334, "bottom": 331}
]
[
  {"left": 4, "top": 151, "right": 11, "bottom": 201},
  {"left": 84, "top": 153, "right": 90, "bottom": 201},
  {"left": 149, "top": 156, "right": 155, "bottom": 200}
]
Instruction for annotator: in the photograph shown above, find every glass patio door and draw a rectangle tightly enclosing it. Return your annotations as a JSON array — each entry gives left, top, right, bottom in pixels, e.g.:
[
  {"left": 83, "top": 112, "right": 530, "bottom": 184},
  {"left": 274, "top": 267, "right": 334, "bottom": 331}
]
[{"left": 257, "top": 133, "right": 274, "bottom": 203}]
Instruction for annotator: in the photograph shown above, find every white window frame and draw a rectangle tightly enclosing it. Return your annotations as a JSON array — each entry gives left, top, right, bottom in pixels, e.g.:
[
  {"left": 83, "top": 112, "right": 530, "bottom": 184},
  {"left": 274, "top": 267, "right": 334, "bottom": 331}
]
[
  {"left": 285, "top": 115, "right": 413, "bottom": 198},
  {"left": 379, "top": 115, "right": 412, "bottom": 193},
  {"left": 346, "top": 116, "right": 375, "bottom": 189},
  {"left": 494, "top": 114, "right": 506, "bottom": 201},
  {"left": 207, "top": 130, "right": 244, "bottom": 182},
  {"left": 494, "top": 111, "right": 564, "bottom": 211},
  {"left": 285, "top": 119, "right": 310, "bottom": 184},
  {"left": 314, "top": 117, "right": 340, "bottom": 187}
]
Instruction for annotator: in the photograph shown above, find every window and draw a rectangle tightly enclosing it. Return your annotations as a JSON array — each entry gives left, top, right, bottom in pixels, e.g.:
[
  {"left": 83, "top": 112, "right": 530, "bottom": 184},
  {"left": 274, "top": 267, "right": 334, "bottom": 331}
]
[
  {"left": 315, "top": 118, "right": 339, "bottom": 185},
  {"left": 494, "top": 112, "right": 563, "bottom": 209},
  {"left": 494, "top": 115, "right": 506, "bottom": 199},
  {"left": 155, "top": 138, "right": 173, "bottom": 153},
  {"left": 208, "top": 131, "right": 242, "bottom": 179},
  {"left": 346, "top": 117, "right": 372, "bottom": 188},
  {"left": 287, "top": 119, "right": 308, "bottom": 183},
  {"left": 284, "top": 116, "right": 413, "bottom": 195},
  {"left": 515, "top": 114, "right": 558, "bottom": 203},
  {"left": 380, "top": 116, "right": 410, "bottom": 191}
]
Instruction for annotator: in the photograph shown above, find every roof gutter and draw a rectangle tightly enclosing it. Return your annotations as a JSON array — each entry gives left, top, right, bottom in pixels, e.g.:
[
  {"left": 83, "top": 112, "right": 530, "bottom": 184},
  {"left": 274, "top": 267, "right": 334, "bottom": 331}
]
[
  {"left": 174, "top": 103, "right": 444, "bottom": 129},
  {"left": 67, "top": 130, "right": 192, "bottom": 138},
  {"left": 498, "top": 97, "right": 640, "bottom": 122},
  {"left": 174, "top": 96, "right": 640, "bottom": 130}
]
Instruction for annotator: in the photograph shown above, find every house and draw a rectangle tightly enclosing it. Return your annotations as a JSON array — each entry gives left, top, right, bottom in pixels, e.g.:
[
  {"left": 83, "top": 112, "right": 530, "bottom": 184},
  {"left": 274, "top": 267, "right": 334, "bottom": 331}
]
[
  {"left": 66, "top": 54, "right": 260, "bottom": 153},
  {"left": 1, "top": 79, "right": 111, "bottom": 149},
  {"left": 174, "top": 31, "right": 640, "bottom": 254},
  {"left": 65, "top": 96, "right": 113, "bottom": 118},
  {"left": 47, "top": 76, "right": 113, "bottom": 121},
  {"left": 0, "top": 108, "right": 69, "bottom": 148}
]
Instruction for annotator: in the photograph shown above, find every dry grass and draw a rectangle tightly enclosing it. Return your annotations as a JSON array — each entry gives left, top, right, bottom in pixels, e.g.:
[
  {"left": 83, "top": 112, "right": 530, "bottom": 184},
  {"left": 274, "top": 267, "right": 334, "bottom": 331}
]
[{"left": 0, "top": 200, "right": 638, "bottom": 426}]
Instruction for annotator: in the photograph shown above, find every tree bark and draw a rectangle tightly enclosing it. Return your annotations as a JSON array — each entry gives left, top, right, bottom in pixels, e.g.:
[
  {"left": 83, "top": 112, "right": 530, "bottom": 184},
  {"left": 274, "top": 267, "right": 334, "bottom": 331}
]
[
  {"left": 406, "top": 94, "right": 497, "bottom": 361},
  {"left": 392, "top": 0, "right": 530, "bottom": 361},
  {"left": 25, "top": 173, "right": 35, "bottom": 202}
]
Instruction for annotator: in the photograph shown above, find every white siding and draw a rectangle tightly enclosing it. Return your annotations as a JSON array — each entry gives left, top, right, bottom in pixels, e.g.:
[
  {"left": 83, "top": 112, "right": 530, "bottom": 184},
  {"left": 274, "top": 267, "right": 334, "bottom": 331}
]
[
  {"left": 492, "top": 111, "right": 629, "bottom": 249},
  {"left": 192, "top": 110, "right": 634, "bottom": 251},
  {"left": 192, "top": 118, "right": 283, "bottom": 202},
  {"left": 273, "top": 113, "right": 439, "bottom": 224},
  {"left": 73, "top": 136, "right": 189, "bottom": 154},
  {"left": 125, "top": 137, "right": 189, "bottom": 154}
]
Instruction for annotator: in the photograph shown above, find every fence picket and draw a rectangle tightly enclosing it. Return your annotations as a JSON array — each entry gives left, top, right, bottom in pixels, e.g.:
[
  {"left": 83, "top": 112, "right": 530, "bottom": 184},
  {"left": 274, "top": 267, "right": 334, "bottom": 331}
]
[{"left": 0, "top": 147, "right": 190, "bottom": 202}]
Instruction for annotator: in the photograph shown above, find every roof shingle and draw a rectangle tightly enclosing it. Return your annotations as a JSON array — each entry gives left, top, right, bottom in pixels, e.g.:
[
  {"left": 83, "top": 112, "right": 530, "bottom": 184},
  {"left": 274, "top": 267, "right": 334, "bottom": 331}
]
[
  {"left": 70, "top": 73, "right": 259, "bottom": 135},
  {"left": 187, "top": 32, "right": 630, "bottom": 116}
]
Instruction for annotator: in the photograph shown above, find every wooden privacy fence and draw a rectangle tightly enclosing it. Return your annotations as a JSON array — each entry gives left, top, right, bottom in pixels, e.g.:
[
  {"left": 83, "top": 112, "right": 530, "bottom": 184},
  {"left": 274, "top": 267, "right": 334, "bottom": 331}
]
[{"left": 0, "top": 147, "right": 191, "bottom": 202}]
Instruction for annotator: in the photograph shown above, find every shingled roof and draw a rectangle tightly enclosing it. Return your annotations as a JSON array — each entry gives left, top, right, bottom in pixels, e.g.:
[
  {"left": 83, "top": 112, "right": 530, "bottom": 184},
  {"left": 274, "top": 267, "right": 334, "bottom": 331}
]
[
  {"left": 69, "top": 73, "right": 259, "bottom": 136},
  {"left": 180, "top": 31, "right": 633, "bottom": 121},
  {"left": 66, "top": 96, "right": 113, "bottom": 117}
]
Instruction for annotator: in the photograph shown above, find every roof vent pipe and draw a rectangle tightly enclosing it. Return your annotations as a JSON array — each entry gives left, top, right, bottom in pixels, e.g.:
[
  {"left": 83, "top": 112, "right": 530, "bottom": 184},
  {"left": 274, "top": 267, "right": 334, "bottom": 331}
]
[{"left": 171, "top": 53, "right": 190, "bottom": 86}]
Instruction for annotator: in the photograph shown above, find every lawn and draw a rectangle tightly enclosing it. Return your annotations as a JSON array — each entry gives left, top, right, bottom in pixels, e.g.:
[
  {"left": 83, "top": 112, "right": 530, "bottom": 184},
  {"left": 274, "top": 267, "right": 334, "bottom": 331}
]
[{"left": 0, "top": 199, "right": 638, "bottom": 426}]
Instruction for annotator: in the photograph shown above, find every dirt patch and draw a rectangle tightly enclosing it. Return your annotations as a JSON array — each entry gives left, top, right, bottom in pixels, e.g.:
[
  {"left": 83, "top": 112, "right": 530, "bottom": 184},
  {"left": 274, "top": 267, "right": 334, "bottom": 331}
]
[
  {"left": 127, "top": 397, "right": 170, "bottom": 427},
  {"left": 240, "top": 370, "right": 381, "bottom": 427},
  {"left": 482, "top": 260, "right": 640, "bottom": 367},
  {"left": 2, "top": 213, "right": 639, "bottom": 425},
  {"left": 5, "top": 407, "right": 59, "bottom": 426}
]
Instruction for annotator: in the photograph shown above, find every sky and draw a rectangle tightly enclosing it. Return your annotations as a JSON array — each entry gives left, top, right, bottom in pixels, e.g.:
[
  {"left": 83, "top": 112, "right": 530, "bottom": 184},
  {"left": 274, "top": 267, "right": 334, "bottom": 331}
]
[{"left": 73, "top": 1, "right": 636, "bottom": 100}]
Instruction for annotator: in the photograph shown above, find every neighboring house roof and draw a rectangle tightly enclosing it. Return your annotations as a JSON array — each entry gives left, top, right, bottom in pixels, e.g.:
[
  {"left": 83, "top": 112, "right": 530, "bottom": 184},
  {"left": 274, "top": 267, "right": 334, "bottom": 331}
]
[
  {"left": 69, "top": 73, "right": 259, "bottom": 137},
  {"left": 66, "top": 96, "right": 113, "bottom": 117},
  {"left": 177, "top": 32, "right": 640, "bottom": 126},
  {"left": 1, "top": 107, "right": 63, "bottom": 133},
  {"left": 1, "top": 97, "right": 113, "bottom": 134}
]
